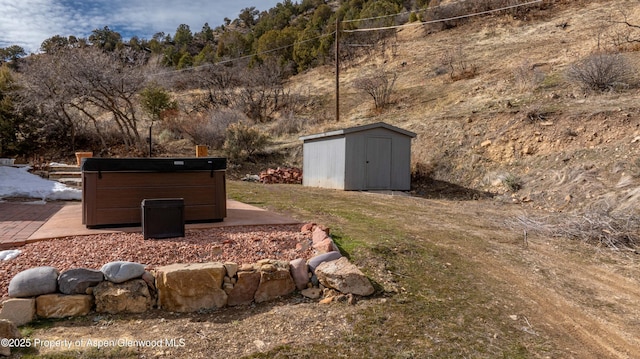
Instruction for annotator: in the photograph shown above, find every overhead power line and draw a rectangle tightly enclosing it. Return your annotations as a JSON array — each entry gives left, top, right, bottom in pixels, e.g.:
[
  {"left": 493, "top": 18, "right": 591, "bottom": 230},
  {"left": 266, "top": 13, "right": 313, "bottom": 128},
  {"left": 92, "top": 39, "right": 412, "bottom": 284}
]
[{"left": 342, "top": 0, "right": 543, "bottom": 33}]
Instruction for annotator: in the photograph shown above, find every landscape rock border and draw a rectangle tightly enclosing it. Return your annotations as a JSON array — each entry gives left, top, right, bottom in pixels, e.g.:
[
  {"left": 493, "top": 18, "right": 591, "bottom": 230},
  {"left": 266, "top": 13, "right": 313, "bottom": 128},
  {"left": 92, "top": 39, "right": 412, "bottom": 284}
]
[{"left": 0, "top": 223, "right": 375, "bottom": 356}]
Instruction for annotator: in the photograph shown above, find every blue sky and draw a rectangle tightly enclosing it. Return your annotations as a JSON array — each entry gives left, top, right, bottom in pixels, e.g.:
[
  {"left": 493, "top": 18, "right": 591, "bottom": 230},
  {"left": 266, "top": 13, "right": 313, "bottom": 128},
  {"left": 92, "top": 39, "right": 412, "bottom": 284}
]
[{"left": 0, "top": 0, "right": 282, "bottom": 53}]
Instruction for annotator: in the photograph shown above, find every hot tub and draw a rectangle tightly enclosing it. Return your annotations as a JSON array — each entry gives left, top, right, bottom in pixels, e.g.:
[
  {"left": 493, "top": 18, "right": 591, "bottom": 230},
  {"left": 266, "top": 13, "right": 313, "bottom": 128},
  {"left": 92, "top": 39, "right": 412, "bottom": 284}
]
[{"left": 82, "top": 157, "right": 226, "bottom": 228}]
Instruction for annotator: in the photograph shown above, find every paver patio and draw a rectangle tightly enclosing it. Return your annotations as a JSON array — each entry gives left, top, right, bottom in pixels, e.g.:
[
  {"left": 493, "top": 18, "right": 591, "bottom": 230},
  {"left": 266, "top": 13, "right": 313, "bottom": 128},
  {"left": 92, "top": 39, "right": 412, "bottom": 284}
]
[{"left": 0, "top": 200, "right": 299, "bottom": 250}]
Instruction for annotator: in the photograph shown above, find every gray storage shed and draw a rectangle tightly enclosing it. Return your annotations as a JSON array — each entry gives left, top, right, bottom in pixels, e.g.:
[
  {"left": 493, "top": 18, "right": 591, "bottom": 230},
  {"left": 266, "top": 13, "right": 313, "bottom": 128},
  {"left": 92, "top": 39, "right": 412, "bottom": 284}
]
[{"left": 299, "top": 122, "right": 416, "bottom": 190}]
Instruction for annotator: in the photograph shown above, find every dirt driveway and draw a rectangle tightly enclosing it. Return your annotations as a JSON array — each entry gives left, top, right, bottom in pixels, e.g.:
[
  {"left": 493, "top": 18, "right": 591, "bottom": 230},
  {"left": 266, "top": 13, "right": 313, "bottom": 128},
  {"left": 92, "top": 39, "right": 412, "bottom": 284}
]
[{"left": 451, "top": 207, "right": 640, "bottom": 359}]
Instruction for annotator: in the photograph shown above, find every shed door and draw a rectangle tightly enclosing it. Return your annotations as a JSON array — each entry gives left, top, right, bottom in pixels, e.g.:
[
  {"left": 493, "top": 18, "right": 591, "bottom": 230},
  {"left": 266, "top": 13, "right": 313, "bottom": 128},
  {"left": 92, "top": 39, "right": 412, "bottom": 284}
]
[{"left": 366, "top": 137, "right": 392, "bottom": 189}]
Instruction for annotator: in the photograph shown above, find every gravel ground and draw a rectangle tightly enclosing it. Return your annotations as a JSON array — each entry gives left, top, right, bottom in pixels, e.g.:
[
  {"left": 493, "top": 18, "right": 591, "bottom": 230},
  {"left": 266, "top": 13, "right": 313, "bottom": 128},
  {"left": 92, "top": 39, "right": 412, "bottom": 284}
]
[{"left": 0, "top": 224, "right": 313, "bottom": 299}]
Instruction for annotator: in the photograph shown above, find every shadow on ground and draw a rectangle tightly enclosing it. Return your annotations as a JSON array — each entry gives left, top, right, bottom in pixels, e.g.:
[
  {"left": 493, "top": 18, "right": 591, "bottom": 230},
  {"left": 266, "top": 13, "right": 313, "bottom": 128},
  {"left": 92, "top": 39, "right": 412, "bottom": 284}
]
[{"left": 411, "top": 178, "right": 493, "bottom": 201}]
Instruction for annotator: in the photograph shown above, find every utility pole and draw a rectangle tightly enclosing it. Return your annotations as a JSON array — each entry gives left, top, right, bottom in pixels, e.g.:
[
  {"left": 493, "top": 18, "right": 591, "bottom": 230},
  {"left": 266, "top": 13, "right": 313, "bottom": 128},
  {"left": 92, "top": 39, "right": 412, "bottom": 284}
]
[{"left": 335, "top": 17, "right": 340, "bottom": 122}]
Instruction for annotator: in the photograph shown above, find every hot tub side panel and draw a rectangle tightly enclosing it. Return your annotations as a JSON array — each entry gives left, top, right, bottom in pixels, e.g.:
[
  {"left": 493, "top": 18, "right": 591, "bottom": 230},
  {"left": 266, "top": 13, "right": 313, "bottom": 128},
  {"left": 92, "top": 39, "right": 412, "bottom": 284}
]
[{"left": 83, "top": 170, "right": 226, "bottom": 228}]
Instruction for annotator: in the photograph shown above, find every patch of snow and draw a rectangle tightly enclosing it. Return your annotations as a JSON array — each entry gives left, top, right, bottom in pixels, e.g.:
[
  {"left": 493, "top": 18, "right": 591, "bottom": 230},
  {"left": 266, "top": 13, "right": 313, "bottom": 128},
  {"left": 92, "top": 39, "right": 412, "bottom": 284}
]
[
  {"left": 49, "top": 162, "right": 75, "bottom": 167},
  {"left": 0, "top": 250, "right": 21, "bottom": 261},
  {"left": 0, "top": 166, "right": 81, "bottom": 201}
]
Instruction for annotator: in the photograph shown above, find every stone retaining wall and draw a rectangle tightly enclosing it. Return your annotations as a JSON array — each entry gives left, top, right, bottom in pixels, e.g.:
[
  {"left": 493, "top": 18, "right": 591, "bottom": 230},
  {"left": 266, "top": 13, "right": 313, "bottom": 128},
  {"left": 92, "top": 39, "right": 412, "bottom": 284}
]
[{"left": 0, "top": 224, "right": 375, "bottom": 355}]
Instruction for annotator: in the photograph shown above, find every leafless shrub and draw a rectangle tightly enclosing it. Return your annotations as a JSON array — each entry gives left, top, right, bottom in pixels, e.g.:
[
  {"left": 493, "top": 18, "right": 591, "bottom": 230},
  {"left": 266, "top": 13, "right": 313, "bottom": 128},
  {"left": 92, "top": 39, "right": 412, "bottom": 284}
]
[
  {"left": 513, "top": 60, "right": 545, "bottom": 91},
  {"left": 352, "top": 67, "right": 399, "bottom": 110},
  {"left": 279, "top": 84, "right": 316, "bottom": 117},
  {"left": 502, "top": 173, "right": 522, "bottom": 192},
  {"left": 566, "top": 53, "right": 633, "bottom": 92},
  {"left": 507, "top": 210, "right": 640, "bottom": 250},
  {"left": 269, "top": 112, "right": 306, "bottom": 137},
  {"left": 170, "top": 108, "right": 247, "bottom": 149},
  {"left": 223, "top": 122, "right": 270, "bottom": 162},
  {"left": 441, "top": 47, "right": 477, "bottom": 81},
  {"left": 523, "top": 105, "right": 551, "bottom": 123}
]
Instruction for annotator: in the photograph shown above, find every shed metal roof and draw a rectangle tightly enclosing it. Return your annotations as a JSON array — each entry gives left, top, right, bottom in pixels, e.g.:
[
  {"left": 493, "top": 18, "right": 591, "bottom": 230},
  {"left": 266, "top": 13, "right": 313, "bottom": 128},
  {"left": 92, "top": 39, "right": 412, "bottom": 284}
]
[{"left": 299, "top": 122, "right": 417, "bottom": 141}]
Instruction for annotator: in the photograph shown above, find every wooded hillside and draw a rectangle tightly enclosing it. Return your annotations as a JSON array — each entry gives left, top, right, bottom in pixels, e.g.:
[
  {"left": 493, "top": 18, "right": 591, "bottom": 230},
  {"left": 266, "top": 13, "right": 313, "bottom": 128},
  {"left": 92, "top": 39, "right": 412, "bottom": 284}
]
[{"left": 0, "top": 0, "right": 550, "bottom": 159}]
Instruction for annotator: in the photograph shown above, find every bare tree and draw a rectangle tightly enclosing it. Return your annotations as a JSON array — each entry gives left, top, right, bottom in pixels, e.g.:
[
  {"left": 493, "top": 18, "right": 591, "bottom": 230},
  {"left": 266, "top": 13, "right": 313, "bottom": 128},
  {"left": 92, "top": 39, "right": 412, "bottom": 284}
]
[
  {"left": 236, "top": 59, "right": 290, "bottom": 122},
  {"left": 352, "top": 67, "right": 399, "bottom": 109},
  {"left": 185, "top": 59, "right": 296, "bottom": 123},
  {"left": 196, "top": 64, "right": 240, "bottom": 108},
  {"left": 18, "top": 48, "right": 147, "bottom": 153},
  {"left": 16, "top": 53, "right": 85, "bottom": 152}
]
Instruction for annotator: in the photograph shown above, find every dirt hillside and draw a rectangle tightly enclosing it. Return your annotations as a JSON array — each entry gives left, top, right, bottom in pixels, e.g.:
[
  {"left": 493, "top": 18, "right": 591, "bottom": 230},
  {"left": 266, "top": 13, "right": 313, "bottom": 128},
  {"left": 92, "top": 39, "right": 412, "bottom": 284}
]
[{"left": 290, "top": 0, "right": 640, "bottom": 215}]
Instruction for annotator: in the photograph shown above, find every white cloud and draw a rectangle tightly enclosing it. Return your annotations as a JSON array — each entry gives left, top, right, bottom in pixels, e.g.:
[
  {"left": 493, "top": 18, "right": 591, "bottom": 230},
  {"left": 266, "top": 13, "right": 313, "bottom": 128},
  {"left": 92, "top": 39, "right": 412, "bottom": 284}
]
[
  {"left": 0, "top": 0, "right": 281, "bottom": 53},
  {"left": 0, "top": 0, "right": 63, "bottom": 51},
  {"left": 0, "top": 0, "right": 109, "bottom": 52}
]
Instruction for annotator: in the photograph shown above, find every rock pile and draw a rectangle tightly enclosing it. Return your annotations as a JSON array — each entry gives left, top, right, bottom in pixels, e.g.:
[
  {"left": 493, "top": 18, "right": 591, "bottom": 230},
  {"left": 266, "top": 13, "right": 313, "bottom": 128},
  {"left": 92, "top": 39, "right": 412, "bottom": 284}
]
[
  {"left": 259, "top": 167, "right": 303, "bottom": 184},
  {"left": 0, "top": 223, "right": 375, "bottom": 355}
]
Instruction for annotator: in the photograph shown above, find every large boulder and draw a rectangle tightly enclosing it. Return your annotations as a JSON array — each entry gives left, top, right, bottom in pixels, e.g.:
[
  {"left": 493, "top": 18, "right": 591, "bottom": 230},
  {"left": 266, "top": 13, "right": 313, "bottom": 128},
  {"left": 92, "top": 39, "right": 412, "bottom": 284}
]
[
  {"left": 101, "top": 261, "right": 145, "bottom": 284},
  {"left": 308, "top": 251, "right": 342, "bottom": 273},
  {"left": 8, "top": 266, "right": 59, "bottom": 298},
  {"left": 227, "top": 270, "right": 261, "bottom": 306},
  {"left": 0, "top": 298, "right": 35, "bottom": 326},
  {"left": 58, "top": 268, "right": 104, "bottom": 295},
  {"left": 36, "top": 294, "right": 93, "bottom": 318},
  {"left": 93, "top": 279, "right": 154, "bottom": 314},
  {"left": 315, "top": 257, "right": 375, "bottom": 296},
  {"left": 254, "top": 260, "right": 296, "bottom": 303},
  {"left": 0, "top": 319, "right": 21, "bottom": 357},
  {"left": 155, "top": 262, "right": 227, "bottom": 312}
]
